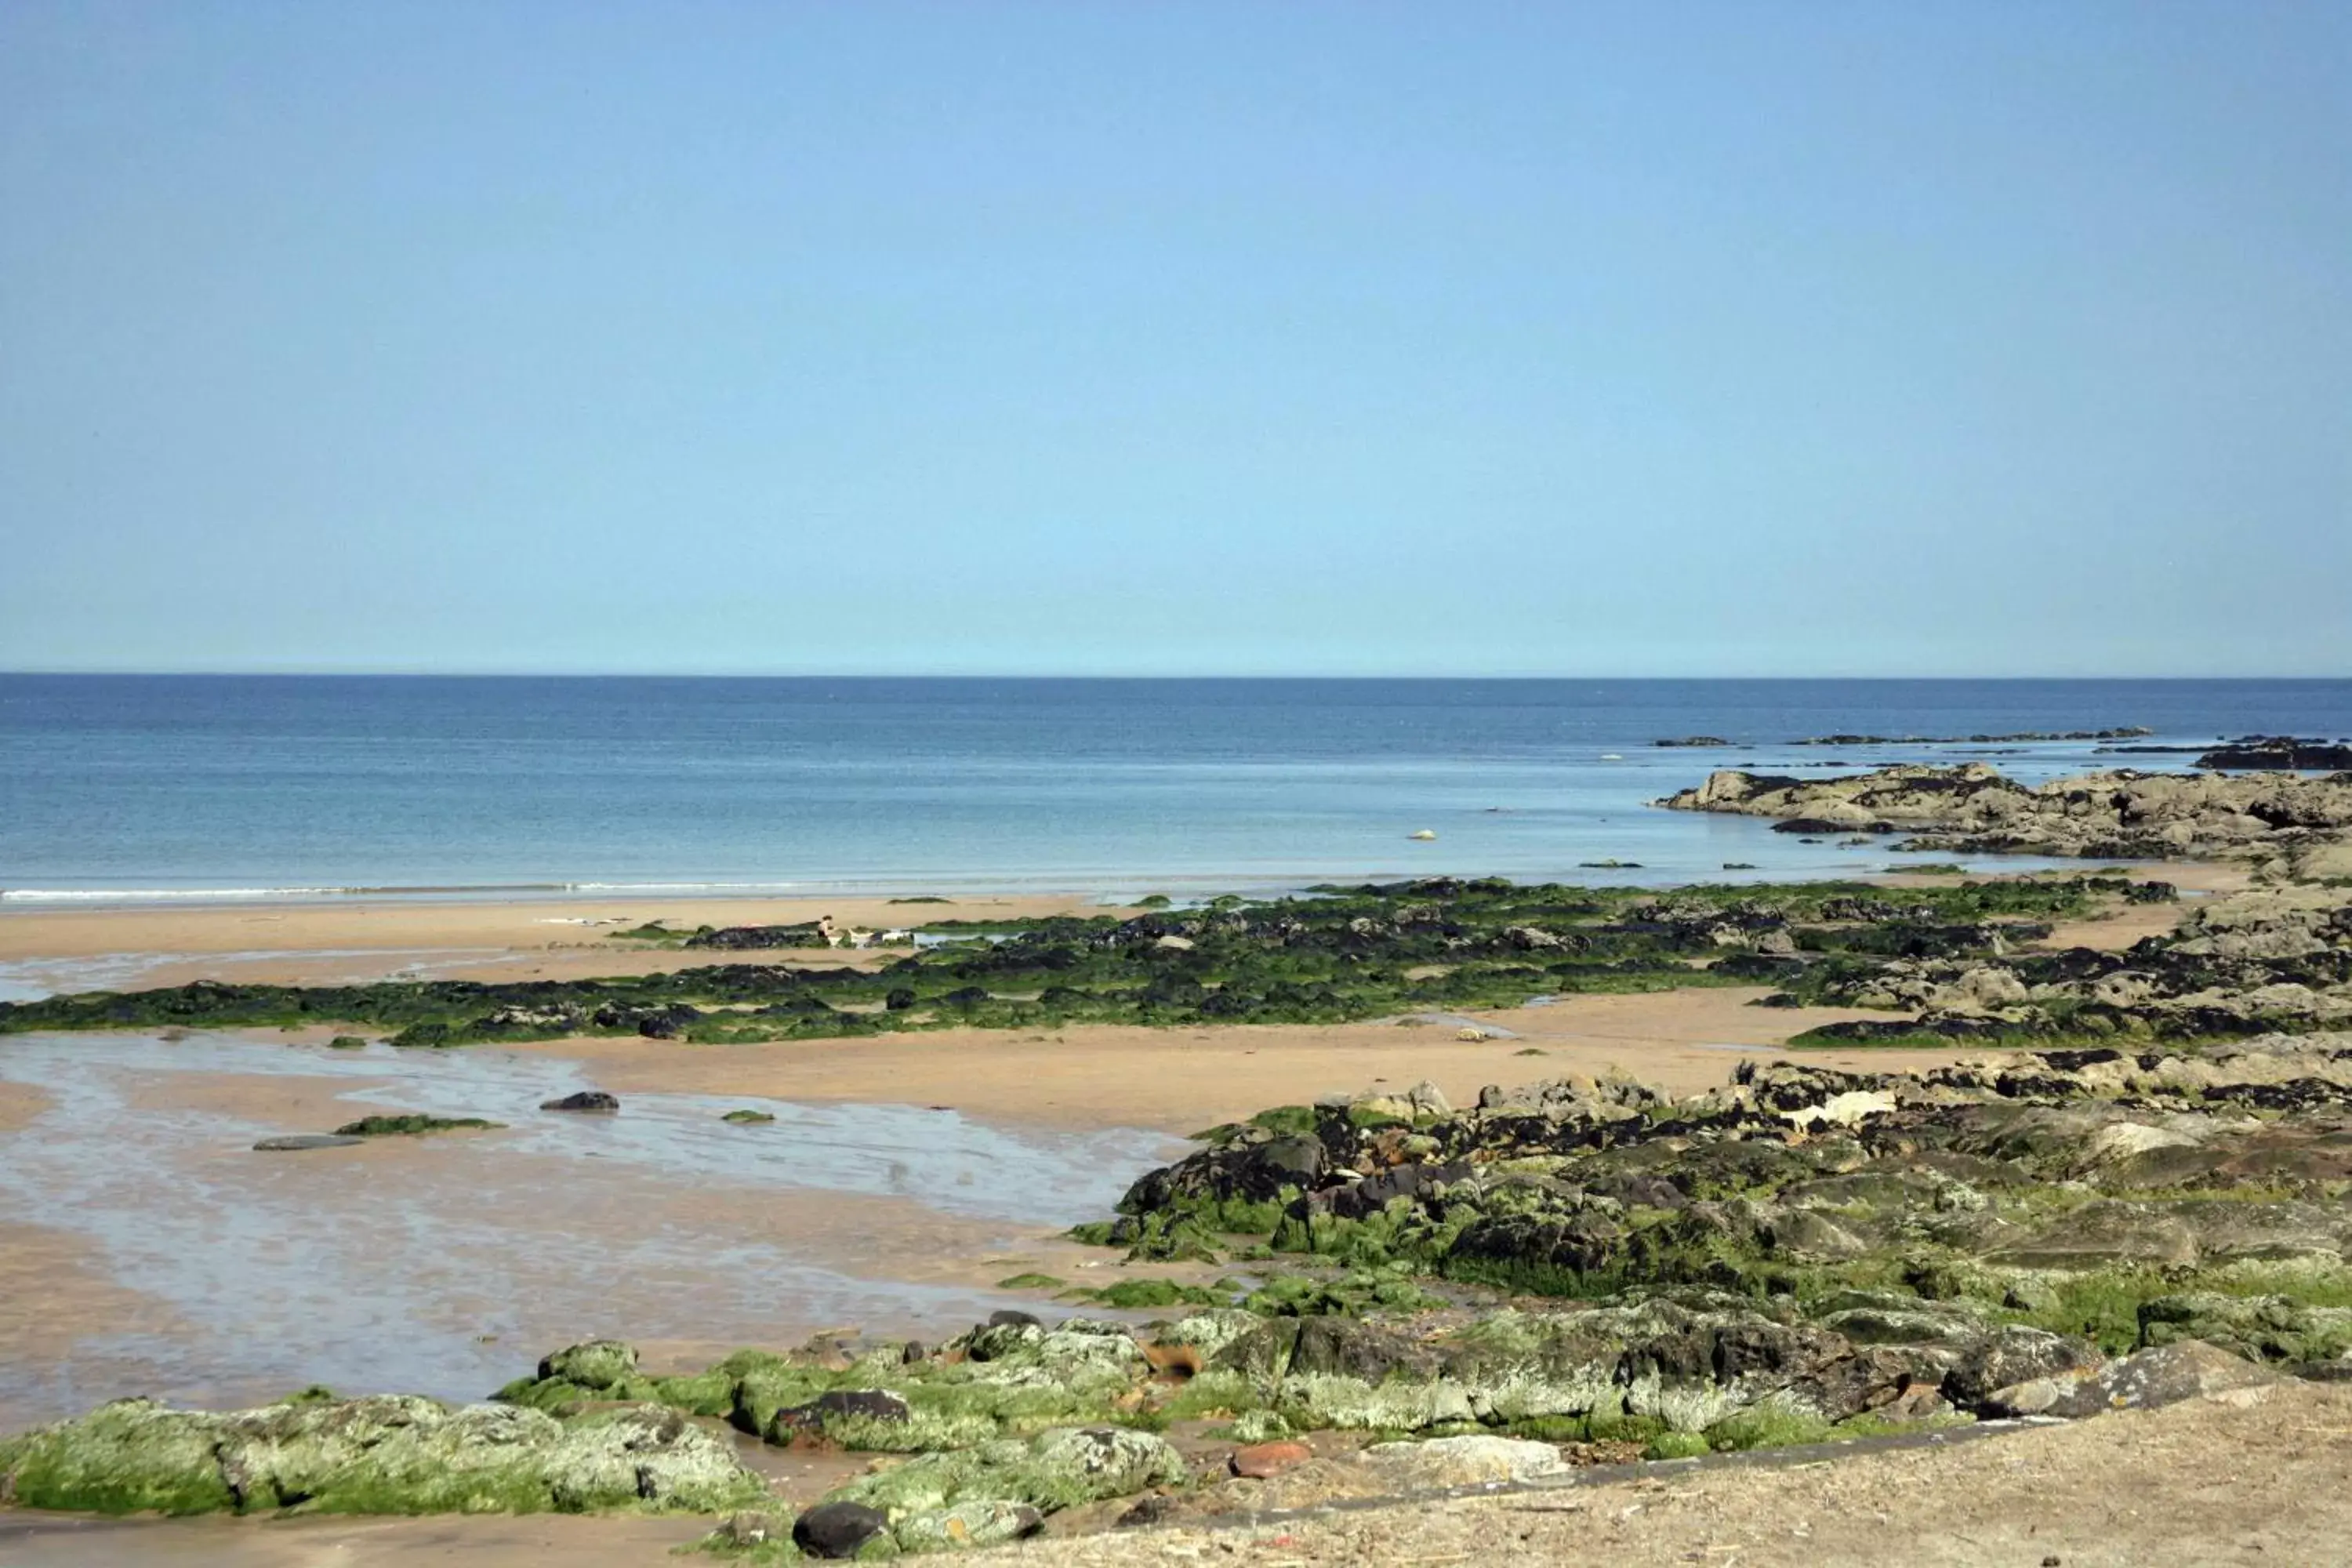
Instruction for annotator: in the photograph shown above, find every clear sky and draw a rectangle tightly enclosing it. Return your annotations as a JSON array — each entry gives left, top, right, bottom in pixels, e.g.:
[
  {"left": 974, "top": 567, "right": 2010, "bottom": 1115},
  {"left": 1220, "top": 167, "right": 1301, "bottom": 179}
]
[{"left": 1, "top": 2, "right": 2345, "bottom": 677}]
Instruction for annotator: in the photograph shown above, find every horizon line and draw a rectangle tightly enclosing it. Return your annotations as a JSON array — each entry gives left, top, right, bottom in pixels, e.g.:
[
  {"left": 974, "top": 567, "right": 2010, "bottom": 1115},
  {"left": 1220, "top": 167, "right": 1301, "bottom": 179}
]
[{"left": 3, "top": 670, "right": 2348, "bottom": 684}]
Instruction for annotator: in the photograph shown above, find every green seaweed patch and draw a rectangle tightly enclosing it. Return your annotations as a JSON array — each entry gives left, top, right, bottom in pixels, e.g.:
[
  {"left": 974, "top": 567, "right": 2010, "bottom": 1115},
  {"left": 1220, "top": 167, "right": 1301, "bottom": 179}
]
[
  {"left": 1072, "top": 1279, "right": 1234, "bottom": 1310},
  {"left": 332, "top": 1114, "right": 504, "bottom": 1137},
  {"left": 0, "top": 1396, "right": 768, "bottom": 1517},
  {"left": 995, "top": 1272, "right": 1065, "bottom": 1290}
]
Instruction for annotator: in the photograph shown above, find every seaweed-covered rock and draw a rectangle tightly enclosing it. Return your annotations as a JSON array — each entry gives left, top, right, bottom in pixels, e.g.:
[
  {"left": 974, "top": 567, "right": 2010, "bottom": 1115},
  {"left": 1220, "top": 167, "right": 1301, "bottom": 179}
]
[
  {"left": 0, "top": 1399, "right": 238, "bottom": 1515},
  {"left": 823, "top": 1425, "right": 1189, "bottom": 1522},
  {"left": 539, "top": 1340, "right": 641, "bottom": 1392},
  {"left": 895, "top": 1497, "right": 1045, "bottom": 1550},
  {"left": 769, "top": 1388, "right": 912, "bottom": 1443},
  {"left": 0, "top": 1392, "right": 768, "bottom": 1516},
  {"left": 544, "top": 1405, "right": 768, "bottom": 1512},
  {"left": 1025, "top": 1425, "right": 1191, "bottom": 1499},
  {"left": 2136, "top": 1294, "right": 2352, "bottom": 1365}
]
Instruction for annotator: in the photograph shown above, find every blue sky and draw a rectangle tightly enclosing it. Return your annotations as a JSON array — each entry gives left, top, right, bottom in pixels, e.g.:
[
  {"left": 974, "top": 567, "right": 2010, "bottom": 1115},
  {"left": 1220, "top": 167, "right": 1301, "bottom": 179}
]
[{"left": 2, "top": 2, "right": 2345, "bottom": 676}]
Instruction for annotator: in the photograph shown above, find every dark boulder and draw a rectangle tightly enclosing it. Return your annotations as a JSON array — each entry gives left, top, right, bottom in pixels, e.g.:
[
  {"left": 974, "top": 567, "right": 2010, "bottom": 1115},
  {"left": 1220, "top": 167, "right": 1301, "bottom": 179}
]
[
  {"left": 1321, "top": 1160, "right": 1471, "bottom": 1221},
  {"left": 793, "top": 1501, "right": 892, "bottom": 1559},
  {"left": 688, "top": 923, "right": 832, "bottom": 949},
  {"left": 1287, "top": 1317, "right": 1443, "bottom": 1381},
  {"left": 539, "top": 1091, "right": 620, "bottom": 1114},
  {"left": 1119, "top": 1134, "right": 1325, "bottom": 1213},
  {"left": 768, "top": 1389, "right": 910, "bottom": 1440}
]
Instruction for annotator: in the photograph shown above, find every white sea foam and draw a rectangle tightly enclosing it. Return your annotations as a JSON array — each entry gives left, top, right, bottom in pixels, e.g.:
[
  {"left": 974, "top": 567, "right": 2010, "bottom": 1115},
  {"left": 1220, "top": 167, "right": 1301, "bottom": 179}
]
[
  {"left": 0, "top": 887, "right": 364, "bottom": 903},
  {"left": 563, "top": 881, "right": 801, "bottom": 892}
]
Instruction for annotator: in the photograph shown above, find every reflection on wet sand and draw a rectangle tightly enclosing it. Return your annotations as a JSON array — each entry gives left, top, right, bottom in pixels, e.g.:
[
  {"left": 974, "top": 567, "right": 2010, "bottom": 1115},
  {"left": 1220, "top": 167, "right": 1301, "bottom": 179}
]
[{"left": 0, "top": 1033, "right": 1180, "bottom": 1429}]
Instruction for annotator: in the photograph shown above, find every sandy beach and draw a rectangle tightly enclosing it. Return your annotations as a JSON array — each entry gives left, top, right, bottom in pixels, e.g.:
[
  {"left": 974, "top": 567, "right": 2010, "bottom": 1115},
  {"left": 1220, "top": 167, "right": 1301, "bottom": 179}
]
[{"left": 0, "top": 893, "right": 1115, "bottom": 994}]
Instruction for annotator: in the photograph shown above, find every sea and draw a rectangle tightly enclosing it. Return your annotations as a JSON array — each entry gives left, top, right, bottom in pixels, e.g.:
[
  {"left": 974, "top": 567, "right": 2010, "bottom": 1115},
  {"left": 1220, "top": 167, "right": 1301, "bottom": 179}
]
[{"left": 2, "top": 676, "right": 2347, "bottom": 906}]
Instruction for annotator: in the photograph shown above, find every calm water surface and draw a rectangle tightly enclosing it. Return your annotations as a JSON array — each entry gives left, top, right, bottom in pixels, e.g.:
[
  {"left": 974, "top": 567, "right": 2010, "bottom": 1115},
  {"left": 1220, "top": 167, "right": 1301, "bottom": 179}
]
[{"left": 2, "top": 676, "right": 2346, "bottom": 899}]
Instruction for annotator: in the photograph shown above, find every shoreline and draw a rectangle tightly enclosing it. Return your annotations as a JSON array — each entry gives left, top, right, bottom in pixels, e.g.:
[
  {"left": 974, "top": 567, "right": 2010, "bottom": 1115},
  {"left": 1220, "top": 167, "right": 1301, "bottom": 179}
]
[{"left": 0, "top": 859, "right": 2244, "bottom": 971}]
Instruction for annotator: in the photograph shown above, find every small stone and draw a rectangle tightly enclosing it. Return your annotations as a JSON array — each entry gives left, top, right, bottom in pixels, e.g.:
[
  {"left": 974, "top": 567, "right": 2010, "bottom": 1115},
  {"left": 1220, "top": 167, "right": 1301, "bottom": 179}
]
[
  {"left": 1117, "top": 1493, "right": 1185, "bottom": 1526},
  {"left": 1232, "top": 1440, "right": 1313, "bottom": 1479}
]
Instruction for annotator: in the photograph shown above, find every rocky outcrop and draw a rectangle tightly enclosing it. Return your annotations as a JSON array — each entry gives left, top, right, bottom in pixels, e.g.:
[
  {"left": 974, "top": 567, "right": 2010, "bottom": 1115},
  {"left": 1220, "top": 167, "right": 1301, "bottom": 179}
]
[
  {"left": 1778, "top": 884, "right": 2352, "bottom": 1042},
  {"left": 1656, "top": 763, "right": 2352, "bottom": 870},
  {"left": 1791, "top": 728, "right": 2152, "bottom": 746},
  {"left": 1104, "top": 1036, "right": 2352, "bottom": 1443},
  {"left": 2195, "top": 737, "right": 2352, "bottom": 771},
  {"left": 687, "top": 919, "right": 839, "bottom": 950}
]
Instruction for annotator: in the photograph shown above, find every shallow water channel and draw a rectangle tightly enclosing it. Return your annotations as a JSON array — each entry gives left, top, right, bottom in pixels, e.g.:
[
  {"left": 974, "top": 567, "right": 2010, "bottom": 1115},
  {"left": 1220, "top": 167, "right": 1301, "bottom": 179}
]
[{"left": 0, "top": 1032, "right": 1180, "bottom": 1428}]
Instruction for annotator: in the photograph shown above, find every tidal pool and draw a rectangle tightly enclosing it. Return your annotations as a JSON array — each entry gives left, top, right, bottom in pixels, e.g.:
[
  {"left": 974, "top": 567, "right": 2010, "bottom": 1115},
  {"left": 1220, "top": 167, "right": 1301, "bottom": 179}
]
[{"left": 0, "top": 1032, "right": 1181, "bottom": 1428}]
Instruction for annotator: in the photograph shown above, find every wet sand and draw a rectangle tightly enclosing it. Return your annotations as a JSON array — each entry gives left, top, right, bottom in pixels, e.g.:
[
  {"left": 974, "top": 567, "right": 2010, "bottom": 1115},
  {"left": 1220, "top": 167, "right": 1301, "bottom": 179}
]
[
  {"left": 0, "top": 1078, "right": 49, "bottom": 1132},
  {"left": 0, "top": 1512, "right": 714, "bottom": 1566},
  {"left": 0, "top": 892, "right": 1116, "bottom": 999},
  {"left": 518, "top": 988, "right": 1954, "bottom": 1137},
  {"left": 0, "top": 893, "right": 1111, "bottom": 964}
]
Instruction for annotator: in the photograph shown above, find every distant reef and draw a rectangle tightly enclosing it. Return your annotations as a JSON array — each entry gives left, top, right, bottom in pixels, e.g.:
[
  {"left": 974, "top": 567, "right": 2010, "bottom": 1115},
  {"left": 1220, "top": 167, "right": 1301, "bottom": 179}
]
[
  {"left": 1656, "top": 762, "right": 2352, "bottom": 877},
  {"left": 2193, "top": 737, "right": 2352, "bottom": 771},
  {"left": 1787, "top": 728, "right": 2152, "bottom": 747}
]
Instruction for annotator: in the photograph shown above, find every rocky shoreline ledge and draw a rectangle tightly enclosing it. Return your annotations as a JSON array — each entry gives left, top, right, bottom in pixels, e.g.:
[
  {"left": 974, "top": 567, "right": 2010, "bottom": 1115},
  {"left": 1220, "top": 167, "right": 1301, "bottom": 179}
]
[{"left": 1657, "top": 762, "right": 2352, "bottom": 877}]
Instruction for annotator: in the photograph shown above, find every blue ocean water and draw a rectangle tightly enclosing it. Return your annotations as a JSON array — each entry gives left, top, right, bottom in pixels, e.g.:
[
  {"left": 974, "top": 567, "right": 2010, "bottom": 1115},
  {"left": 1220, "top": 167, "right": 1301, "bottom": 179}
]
[{"left": 1, "top": 677, "right": 2346, "bottom": 902}]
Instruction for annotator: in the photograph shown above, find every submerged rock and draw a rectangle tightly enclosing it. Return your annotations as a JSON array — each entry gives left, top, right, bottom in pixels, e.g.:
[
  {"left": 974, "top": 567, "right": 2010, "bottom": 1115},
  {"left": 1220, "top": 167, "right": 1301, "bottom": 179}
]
[{"left": 539, "top": 1091, "right": 620, "bottom": 1114}]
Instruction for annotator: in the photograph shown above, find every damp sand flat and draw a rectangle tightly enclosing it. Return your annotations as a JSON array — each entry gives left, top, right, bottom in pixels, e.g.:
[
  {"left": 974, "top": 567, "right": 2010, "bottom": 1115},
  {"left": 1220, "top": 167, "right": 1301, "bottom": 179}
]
[{"left": 0, "top": 1033, "right": 1179, "bottom": 1431}]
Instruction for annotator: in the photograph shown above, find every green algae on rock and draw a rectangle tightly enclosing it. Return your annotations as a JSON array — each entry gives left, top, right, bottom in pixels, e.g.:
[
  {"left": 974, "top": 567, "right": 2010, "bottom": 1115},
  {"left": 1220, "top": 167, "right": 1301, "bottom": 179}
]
[{"left": 0, "top": 1392, "right": 768, "bottom": 1516}]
